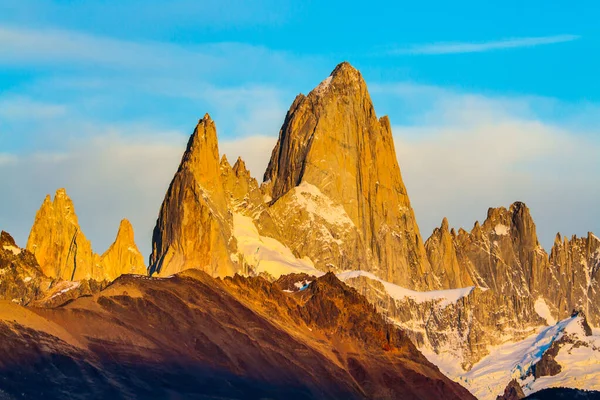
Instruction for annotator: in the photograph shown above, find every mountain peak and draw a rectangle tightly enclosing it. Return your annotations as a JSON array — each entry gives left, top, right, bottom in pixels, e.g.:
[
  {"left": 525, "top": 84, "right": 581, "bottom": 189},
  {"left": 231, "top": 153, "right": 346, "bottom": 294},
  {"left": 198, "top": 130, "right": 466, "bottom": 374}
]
[
  {"left": 233, "top": 157, "right": 250, "bottom": 177},
  {"left": 26, "top": 189, "right": 96, "bottom": 280},
  {"left": 262, "top": 62, "right": 433, "bottom": 289},
  {"left": 309, "top": 61, "right": 365, "bottom": 98},
  {"left": 0, "top": 231, "right": 17, "bottom": 248},
  {"left": 441, "top": 217, "right": 450, "bottom": 231},
  {"left": 220, "top": 154, "right": 230, "bottom": 169},
  {"left": 149, "top": 117, "right": 236, "bottom": 278},
  {"left": 116, "top": 219, "right": 135, "bottom": 243},
  {"left": 100, "top": 218, "right": 146, "bottom": 277},
  {"left": 178, "top": 114, "right": 224, "bottom": 197}
]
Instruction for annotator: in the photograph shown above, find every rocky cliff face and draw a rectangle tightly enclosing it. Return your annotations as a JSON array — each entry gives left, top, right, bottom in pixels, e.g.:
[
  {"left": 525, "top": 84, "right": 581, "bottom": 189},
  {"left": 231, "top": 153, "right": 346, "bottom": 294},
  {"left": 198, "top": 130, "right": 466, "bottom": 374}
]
[
  {"left": 450, "top": 202, "right": 546, "bottom": 296},
  {"left": 27, "top": 189, "right": 146, "bottom": 282},
  {"left": 0, "top": 231, "right": 51, "bottom": 304},
  {"left": 345, "top": 274, "right": 543, "bottom": 370},
  {"left": 26, "top": 189, "right": 98, "bottom": 281},
  {"left": 149, "top": 114, "right": 238, "bottom": 277},
  {"left": 263, "top": 62, "right": 433, "bottom": 289},
  {"left": 542, "top": 232, "right": 600, "bottom": 326},
  {"left": 425, "top": 218, "right": 475, "bottom": 289}
]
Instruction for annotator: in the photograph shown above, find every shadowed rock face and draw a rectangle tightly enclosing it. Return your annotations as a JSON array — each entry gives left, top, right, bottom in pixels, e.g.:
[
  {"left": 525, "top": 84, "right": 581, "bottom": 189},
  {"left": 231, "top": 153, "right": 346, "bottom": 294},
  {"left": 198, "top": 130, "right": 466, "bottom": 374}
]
[
  {"left": 497, "top": 379, "right": 526, "bottom": 400},
  {"left": 524, "top": 388, "right": 600, "bottom": 399},
  {"left": 543, "top": 233, "right": 600, "bottom": 326},
  {"left": 149, "top": 114, "right": 238, "bottom": 278},
  {"left": 263, "top": 62, "right": 432, "bottom": 289},
  {"left": 0, "top": 272, "right": 475, "bottom": 400},
  {"left": 0, "top": 231, "right": 50, "bottom": 305}
]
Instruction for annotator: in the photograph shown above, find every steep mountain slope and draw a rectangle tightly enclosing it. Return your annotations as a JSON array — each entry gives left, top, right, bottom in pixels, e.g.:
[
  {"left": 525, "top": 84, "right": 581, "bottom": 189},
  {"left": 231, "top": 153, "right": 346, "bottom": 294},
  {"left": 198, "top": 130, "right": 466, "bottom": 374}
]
[
  {"left": 263, "top": 62, "right": 434, "bottom": 289},
  {"left": 0, "top": 230, "right": 50, "bottom": 304},
  {"left": 0, "top": 271, "right": 475, "bottom": 400},
  {"left": 438, "top": 312, "right": 600, "bottom": 400},
  {"left": 149, "top": 114, "right": 238, "bottom": 277},
  {"left": 541, "top": 232, "right": 600, "bottom": 326}
]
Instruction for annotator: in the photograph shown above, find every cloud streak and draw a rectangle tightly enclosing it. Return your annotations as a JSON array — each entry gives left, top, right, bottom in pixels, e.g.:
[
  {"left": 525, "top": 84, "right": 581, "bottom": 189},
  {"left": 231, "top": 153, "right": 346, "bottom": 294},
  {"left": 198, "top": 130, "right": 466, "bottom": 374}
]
[
  {"left": 390, "top": 35, "right": 580, "bottom": 55},
  {"left": 1, "top": 79, "right": 598, "bottom": 261}
]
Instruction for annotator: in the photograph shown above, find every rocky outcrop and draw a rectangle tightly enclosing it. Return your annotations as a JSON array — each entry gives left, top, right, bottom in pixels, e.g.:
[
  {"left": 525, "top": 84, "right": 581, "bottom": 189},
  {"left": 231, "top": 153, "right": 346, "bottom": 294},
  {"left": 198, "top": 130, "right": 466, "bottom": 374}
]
[
  {"left": 345, "top": 274, "right": 542, "bottom": 370},
  {"left": 497, "top": 380, "right": 526, "bottom": 400},
  {"left": 220, "top": 155, "right": 279, "bottom": 237},
  {"left": 541, "top": 232, "right": 600, "bottom": 326},
  {"left": 425, "top": 218, "right": 475, "bottom": 289},
  {"left": 451, "top": 202, "right": 547, "bottom": 296},
  {"left": 149, "top": 114, "right": 238, "bottom": 277},
  {"left": 0, "top": 231, "right": 51, "bottom": 304},
  {"left": 26, "top": 189, "right": 98, "bottom": 281},
  {"left": 99, "top": 219, "right": 147, "bottom": 277},
  {"left": 264, "top": 62, "right": 433, "bottom": 289}
]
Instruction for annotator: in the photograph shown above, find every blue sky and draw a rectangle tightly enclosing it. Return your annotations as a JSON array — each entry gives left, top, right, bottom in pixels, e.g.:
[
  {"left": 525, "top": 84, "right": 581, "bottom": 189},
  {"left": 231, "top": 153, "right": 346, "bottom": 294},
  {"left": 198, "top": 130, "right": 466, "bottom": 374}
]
[{"left": 1, "top": 0, "right": 599, "bottom": 258}]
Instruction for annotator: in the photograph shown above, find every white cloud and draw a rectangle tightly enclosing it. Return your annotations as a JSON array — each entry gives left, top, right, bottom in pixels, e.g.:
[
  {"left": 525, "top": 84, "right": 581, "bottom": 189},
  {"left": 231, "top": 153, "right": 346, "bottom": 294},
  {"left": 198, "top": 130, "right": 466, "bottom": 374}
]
[
  {"left": 0, "top": 96, "right": 67, "bottom": 119},
  {"left": 0, "top": 126, "right": 277, "bottom": 260},
  {"left": 387, "top": 88, "right": 600, "bottom": 250},
  {"left": 0, "top": 153, "right": 17, "bottom": 165},
  {"left": 0, "top": 131, "right": 188, "bottom": 259},
  {"left": 390, "top": 35, "right": 580, "bottom": 55},
  {"left": 0, "top": 24, "right": 318, "bottom": 83}
]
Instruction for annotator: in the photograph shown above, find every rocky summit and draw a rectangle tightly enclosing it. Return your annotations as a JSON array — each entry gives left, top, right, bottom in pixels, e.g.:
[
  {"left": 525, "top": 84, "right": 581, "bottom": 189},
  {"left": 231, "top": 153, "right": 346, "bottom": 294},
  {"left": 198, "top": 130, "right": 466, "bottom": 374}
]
[
  {"left": 2, "top": 61, "right": 600, "bottom": 400},
  {"left": 264, "top": 62, "right": 433, "bottom": 289},
  {"left": 26, "top": 189, "right": 146, "bottom": 282},
  {"left": 149, "top": 114, "right": 238, "bottom": 278}
]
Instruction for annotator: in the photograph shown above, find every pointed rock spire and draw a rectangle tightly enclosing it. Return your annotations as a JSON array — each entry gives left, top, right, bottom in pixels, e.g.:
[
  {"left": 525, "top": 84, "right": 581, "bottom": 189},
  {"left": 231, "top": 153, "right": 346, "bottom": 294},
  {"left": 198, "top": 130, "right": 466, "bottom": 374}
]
[
  {"left": 425, "top": 218, "right": 474, "bottom": 288},
  {"left": 0, "top": 231, "right": 17, "bottom": 248},
  {"left": 99, "top": 219, "right": 146, "bottom": 278},
  {"left": 149, "top": 115, "right": 237, "bottom": 277},
  {"left": 263, "top": 61, "right": 432, "bottom": 289},
  {"left": 26, "top": 189, "right": 98, "bottom": 281}
]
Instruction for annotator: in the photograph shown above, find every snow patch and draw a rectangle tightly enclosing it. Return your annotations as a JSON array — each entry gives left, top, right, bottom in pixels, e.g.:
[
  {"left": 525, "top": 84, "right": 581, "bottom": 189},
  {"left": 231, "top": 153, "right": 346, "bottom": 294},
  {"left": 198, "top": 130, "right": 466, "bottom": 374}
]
[
  {"left": 336, "top": 270, "right": 474, "bottom": 308},
  {"left": 494, "top": 224, "right": 510, "bottom": 236},
  {"left": 313, "top": 75, "right": 332, "bottom": 95},
  {"left": 432, "top": 315, "right": 597, "bottom": 400},
  {"left": 3, "top": 245, "right": 21, "bottom": 255},
  {"left": 232, "top": 213, "right": 324, "bottom": 279},
  {"left": 294, "top": 280, "right": 312, "bottom": 291},
  {"left": 292, "top": 182, "right": 354, "bottom": 228},
  {"left": 534, "top": 298, "right": 556, "bottom": 325},
  {"left": 50, "top": 281, "right": 81, "bottom": 299}
]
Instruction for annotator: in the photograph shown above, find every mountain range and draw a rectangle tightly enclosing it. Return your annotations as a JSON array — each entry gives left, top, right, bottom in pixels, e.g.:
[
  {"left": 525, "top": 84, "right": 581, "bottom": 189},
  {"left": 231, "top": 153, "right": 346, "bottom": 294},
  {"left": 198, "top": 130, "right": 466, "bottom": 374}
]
[{"left": 1, "top": 62, "right": 599, "bottom": 400}]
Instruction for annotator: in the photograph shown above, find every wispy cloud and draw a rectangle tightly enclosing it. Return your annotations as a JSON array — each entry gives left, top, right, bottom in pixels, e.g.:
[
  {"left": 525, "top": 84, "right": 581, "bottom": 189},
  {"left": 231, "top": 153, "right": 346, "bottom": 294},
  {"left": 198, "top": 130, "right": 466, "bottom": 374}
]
[
  {"left": 378, "top": 83, "right": 600, "bottom": 249},
  {"left": 0, "top": 96, "right": 67, "bottom": 120},
  {"left": 390, "top": 35, "right": 580, "bottom": 55}
]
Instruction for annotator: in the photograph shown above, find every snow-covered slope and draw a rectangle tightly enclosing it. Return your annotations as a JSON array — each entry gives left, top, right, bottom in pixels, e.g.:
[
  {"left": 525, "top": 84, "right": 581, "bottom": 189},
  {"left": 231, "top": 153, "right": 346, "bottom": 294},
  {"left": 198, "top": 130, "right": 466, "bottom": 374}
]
[
  {"left": 426, "top": 314, "right": 600, "bottom": 400},
  {"left": 337, "top": 270, "right": 474, "bottom": 307},
  {"left": 233, "top": 213, "right": 324, "bottom": 278}
]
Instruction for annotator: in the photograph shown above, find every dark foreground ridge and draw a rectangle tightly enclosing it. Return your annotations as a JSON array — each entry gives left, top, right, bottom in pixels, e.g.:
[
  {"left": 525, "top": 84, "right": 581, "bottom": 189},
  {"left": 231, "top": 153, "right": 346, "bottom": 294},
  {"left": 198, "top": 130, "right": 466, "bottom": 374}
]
[
  {"left": 0, "top": 271, "right": 474, "bottom": 400},
  {"left": 524, "top": 388, "right": 600, "bottom": 399}
]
